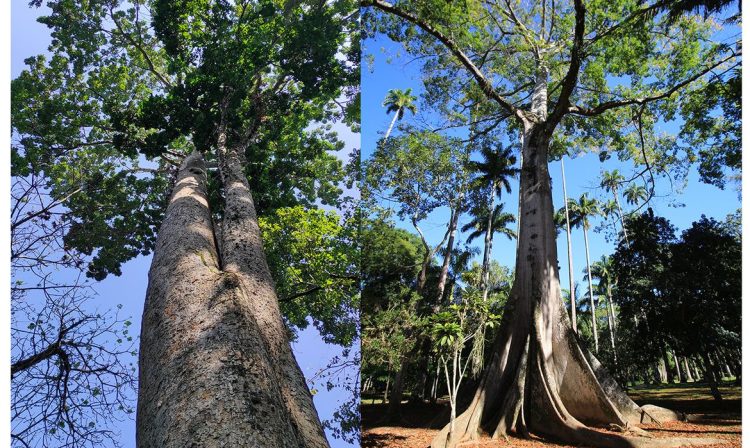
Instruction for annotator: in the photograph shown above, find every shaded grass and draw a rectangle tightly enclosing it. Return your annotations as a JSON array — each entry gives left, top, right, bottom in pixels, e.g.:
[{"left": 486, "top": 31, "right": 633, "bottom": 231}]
[{"left": 628, "top": 380, "right": 741, "bottom": 417}]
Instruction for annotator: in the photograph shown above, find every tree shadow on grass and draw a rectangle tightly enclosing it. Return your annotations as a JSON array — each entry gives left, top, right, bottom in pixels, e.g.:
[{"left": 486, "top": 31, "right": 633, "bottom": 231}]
[{"left": 361, "top": 432, "right": 408, "bottom": 448}]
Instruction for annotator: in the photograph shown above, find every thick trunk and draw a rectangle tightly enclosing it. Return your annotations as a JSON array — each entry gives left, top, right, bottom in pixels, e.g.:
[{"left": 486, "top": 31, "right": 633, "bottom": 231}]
[
  {"left": 560, "top": 157, "right": 577, "bottom": 331},
  {"left": 583, "top": 225, "right": 598, "bottom": 353},
  {"left": 137, "top": 151, "right": 327, "bottom": 447},
  {"left": 218, "top": 142, "right": 329, "bottom": 446}
]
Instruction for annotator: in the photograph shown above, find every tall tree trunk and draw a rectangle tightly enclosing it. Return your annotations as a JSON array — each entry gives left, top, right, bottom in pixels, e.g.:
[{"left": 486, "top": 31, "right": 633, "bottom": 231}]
[
  {"left": 437, "top": 203, "right": 462, "bottom": 303},
  {"left": 691, "top": 357, "right": 703, "bottom": 381},
  {"left": 700, "top": 352, "right": 723, "bottom": 401},
  {"left": 383, "top": 108, "right": 400, "bottom": 143},
  {"left": 384, "top": 374, "right": 390, "bottom": 402},
  {"left": 560, "top": 157, "right": 577, "bottom": 331},
  {"left": 137, "top": 151, "right": 328, "bottom": 447},
  {"left": 661, "top": 350, "right": 674, "bottom": 384},
  {"left": 673, "top": 352, "right": 682, "bottom": 383},
  {"left": 605, "top": 285, "right": 617, "bottom": 365},
  {"left": 582, "top": 224, "right": 598, "bottom": 353},
  {"left": 612, "top": 188, "right": 629, "bottom": 246},
  {"left": 682, "top": 357, "right": 694, "bottom": 382},
  {"left": 481, "top": 184, "right": 497, "bottom": 302}
]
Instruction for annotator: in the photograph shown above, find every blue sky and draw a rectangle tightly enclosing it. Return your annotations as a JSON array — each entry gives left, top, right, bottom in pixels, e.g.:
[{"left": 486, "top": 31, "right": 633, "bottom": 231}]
[
  {"left": 362, "top": 27, "right": 741, "bottom": 297},
  {"left": 11, "top": 1, "right": 357, "bottom": 447}
]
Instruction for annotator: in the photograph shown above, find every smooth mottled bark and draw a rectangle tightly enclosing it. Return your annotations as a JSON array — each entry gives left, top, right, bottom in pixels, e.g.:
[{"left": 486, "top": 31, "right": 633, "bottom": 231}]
[
  {"left": 217, "top": 141, "right": 329, "bottom": 447},
  {"left": 137, "top": 151, "right": 328, "bottom": 448}
]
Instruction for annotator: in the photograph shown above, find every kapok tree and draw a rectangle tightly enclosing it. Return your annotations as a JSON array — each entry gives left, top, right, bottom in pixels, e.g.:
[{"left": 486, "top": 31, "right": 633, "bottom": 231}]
[
  {"left": 13, "top": 0, "right": 357, "bottom": 446},
  {"left": 362, "top": 0, "right": 739, "bottom": 446}
]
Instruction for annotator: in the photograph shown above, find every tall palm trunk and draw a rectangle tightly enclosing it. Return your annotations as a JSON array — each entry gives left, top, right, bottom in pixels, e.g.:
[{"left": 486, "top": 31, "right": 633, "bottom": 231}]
[
  {"left": 582, "top": 224, "right": 598, "bottom": 353},
  {"left": 560, "top": 158, "right": 577, "bottom": 331},
  {"left": 604, "top": 284, "right": 617, "bottom": 364},
  {"left": 137, "top": 149, "right": 328, "bottom": 447},
  {"left": 612, "top": 187, "right": 629, "bottom": 246},
  {"left": 481, "top": 185, "right": 496, "bottom": 302},
  {"left": 383, "top": 107, "right": 401, "bottom": 143}
]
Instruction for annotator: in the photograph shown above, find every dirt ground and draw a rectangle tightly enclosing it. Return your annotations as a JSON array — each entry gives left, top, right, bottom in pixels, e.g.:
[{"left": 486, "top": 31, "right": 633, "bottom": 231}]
[{"left": 361, "top": 382, "right": 741, "bottom": 448}]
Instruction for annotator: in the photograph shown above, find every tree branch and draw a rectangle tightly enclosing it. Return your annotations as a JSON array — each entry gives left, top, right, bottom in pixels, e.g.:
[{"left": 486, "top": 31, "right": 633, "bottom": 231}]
[
  {"left": 362, "top": 0, "right": 521, "bottom": 119},
  {"left": 548, "top": 0, "right": 585, "bottom": 125},
  {"left": 109, "top": 7, "right": 172, "bottom": 89},
  {"left": 280, "top": 285, "right": 324, "bottom": 302},
  {"left": 567, "top": 53, "right": 739, "bottom": 116}
]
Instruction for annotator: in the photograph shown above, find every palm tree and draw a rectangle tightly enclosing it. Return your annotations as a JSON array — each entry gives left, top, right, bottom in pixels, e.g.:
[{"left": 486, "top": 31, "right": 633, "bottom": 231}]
[
  {"left": 568, "top": 193, "right": 601, "bottom": 353},
  {"left": 462, "top": 204, "right": 516, "bottom": 300},
  {"left": 465, "top": 145, "right": 518, "bottom": 302},
  {"left": 623, "top": 183, "right": 648, "bottom": 207},
  {"left": 589, "top": 256, "right": 618, "bottom": 364},
  {"left": 600, "top": 170, "right": 628, "bottom": 245},
  {"left": 382, "top": 88, "right": 417, "bottom": 142}
]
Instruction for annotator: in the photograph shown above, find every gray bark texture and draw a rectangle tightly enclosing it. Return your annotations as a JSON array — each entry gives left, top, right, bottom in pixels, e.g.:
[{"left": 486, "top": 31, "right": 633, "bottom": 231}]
[
  {"left": 430, "top": 65, "right": 719, "bottom": 445},
  {"left": 136, "top": 151, "right": 329, "bottom": 448}
]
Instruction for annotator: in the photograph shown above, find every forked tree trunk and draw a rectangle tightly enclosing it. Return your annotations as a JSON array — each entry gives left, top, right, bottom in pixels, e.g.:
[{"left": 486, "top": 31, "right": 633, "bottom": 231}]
[
  {"left": 137, "top": 151, "right": 329, "bottom": 448},
  {"left": 430, "top": 64, "right": 717, "bottom": 448}
]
